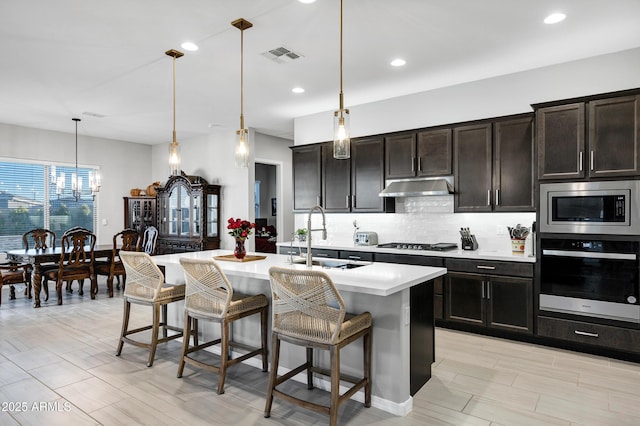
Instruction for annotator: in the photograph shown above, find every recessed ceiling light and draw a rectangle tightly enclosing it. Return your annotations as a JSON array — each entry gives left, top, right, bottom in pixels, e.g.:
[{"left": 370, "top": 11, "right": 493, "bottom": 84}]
[
  {"left": 292, "top": 87, "right": 305, "bottom": 94},
  {"left": 390, "top": 58, "right": 406, "bottom": 67},
  {"left": 544, "top": 13, "right": 566, "bottom": 24},
  {"left": 298, "top": 0, "right": 316, "bottom": 3},
  {"left": 181, "top": 41, "right": 199, "bottom": 51}
]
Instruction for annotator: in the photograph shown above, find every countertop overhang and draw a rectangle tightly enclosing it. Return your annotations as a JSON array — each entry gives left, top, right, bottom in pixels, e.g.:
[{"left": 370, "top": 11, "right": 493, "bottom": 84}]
[{"left": 153, "top": 250, "right": 447, "bottom": 297}]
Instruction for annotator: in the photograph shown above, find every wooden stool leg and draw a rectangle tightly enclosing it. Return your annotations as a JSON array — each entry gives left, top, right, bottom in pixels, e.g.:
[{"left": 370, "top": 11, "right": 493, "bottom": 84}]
[
  {"left": 161, "top": 304, "right": 168, "bottom": 339},
  {"left": 261, "top": 307, "right": 268, "bottom": 372},
  {"left": 264, "top": 333, "right": 280, "bottom": 418},
  {"left": 329, "top": 345, "right": 340, "bottom": 426},
  {"left": 193, "top": 318, "right": 199, "bottom": 346},
  {"left": 9, "top": 285, "right": 16, "bottom": 300},
  {"left": 364, "top": 329, "right": 372, "bottom": 407},
  {"left": 177, "top": 312, "right": 191, "bottom": 378},
  {"left": 116, "top": 299, "right": 131, "bottom": 356},
  {"left": 217, "top": 320, "right": 230, "bottom": 394},
  {"left": 306, "top": 347, "right": 313, "bottom": 389},
  {"left": 147, "top": 303, "right": 161, "bottom": 367}
]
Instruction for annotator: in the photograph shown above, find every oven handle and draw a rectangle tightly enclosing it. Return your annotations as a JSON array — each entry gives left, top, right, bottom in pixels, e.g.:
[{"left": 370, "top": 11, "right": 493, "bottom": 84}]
[{"left": 542, "top": 249, "right": 636, "bottom": 260}]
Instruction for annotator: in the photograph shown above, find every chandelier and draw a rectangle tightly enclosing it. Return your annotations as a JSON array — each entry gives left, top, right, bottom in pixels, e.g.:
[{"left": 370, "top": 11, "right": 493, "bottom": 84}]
[
  {"left": 232, "top": 18, "right": 253, "bottom": 168},
  {"left": 50, "top": 118, "right": 101, "bottom": 201}
]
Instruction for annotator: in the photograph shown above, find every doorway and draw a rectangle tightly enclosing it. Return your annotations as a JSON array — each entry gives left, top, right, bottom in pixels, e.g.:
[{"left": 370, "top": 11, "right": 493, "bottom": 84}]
[{"left": 254, "top": 163, "right": 277, "bottom": 253}]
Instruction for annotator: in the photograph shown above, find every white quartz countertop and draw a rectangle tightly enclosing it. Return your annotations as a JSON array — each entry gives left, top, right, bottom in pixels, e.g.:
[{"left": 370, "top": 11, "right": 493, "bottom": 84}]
[
  {"left": 277, "top": 242, "right": 536, "bottom": 263},
  {"left": 152, "top": 250, "right": 447, "bottom": 297}
]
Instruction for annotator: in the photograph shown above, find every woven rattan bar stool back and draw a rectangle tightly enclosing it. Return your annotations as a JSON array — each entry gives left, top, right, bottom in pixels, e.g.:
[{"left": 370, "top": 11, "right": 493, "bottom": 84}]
[{"left": 265, "top": 266, "right": 372, "bottom": 426}]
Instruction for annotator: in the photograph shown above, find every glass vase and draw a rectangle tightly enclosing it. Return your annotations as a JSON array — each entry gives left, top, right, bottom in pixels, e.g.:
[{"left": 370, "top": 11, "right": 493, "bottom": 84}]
[{"left": 234, "top": 238, "right": 247, "bottom": 260}]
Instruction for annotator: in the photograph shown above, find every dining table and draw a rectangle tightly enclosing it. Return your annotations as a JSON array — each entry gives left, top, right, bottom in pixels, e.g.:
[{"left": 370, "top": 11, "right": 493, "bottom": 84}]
[{"left": 7, "top": 245, "right": 113, "bottom": 308}]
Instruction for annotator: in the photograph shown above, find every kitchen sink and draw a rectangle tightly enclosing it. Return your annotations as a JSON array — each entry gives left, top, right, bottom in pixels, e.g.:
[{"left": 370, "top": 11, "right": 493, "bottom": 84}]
[{"left": 291, "top": 258, "right": 370, "bottom": 269}]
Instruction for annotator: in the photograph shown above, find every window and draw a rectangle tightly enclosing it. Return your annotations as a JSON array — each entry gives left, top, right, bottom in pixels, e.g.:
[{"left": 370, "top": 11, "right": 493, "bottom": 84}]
[{"left": 0, "top": 159, "right": 97, "bottom": 251}]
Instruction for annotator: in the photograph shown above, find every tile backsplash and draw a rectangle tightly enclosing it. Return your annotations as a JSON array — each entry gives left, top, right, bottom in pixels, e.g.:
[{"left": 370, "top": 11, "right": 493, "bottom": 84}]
[{"left": 295, "top": 195, "right": 536, "bottom": 252}]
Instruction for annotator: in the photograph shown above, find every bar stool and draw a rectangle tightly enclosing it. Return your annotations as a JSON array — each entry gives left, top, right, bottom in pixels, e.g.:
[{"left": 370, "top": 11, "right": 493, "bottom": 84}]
[
  {"left": 265, "top": 266, "right": 372, "bottom": 426},
  {"left": 177, "top": 258, "right": 269, "bottom": 394},
  {"left": 117, "top": 251, "right": 185, "bottom": 367}
]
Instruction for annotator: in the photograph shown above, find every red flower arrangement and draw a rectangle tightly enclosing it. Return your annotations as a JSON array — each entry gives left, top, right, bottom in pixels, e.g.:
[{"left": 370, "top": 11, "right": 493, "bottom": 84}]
[{"left": 227, "top": 217, "right": 255, "bottom": 240}]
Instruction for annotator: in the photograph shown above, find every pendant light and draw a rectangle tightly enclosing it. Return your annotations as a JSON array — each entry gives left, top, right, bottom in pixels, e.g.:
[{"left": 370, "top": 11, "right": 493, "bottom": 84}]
[
  {"left": 333, "top": 0, "right": 350, "bottom": 159},
  {"left": 53, "top": 118, "right": 101, "bottom": 201},
  {"left": 232, "top": 18, "right": 253, "bottom": 168},
  {"left": 166, "top": 49, "right": 184, "bottom": 176}
]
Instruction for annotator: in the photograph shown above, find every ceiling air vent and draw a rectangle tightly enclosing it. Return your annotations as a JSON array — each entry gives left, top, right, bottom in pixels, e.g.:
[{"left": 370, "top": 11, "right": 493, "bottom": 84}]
[{"left": 261, "top": 46, "right": 304, "bottom": 64}]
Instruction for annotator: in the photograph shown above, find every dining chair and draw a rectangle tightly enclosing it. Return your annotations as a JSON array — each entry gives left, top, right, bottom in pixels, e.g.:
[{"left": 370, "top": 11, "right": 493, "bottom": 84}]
[
  {"left": 22, "top": 228, "right": 57, "bottom": 301},
  {"left": 177, "top": 258, "right": 268, "bottom": 394},
  {"left": 0, "top": 261, "right": 31, "bottom": 306},
  {"left": 42, "top": 228, "right": 97, "bottom": 305},
  {"left": 117, "top": 251, "right": 185, "bottom": 367},
  {"left": 95, "top": 229, "right": 139, "bottom": 296},
  {"left": 141, "top": 226, "right": 158, "bottom": 255},
  {"left": 265, "top": 266, "right": 372, "bottom": 426}
]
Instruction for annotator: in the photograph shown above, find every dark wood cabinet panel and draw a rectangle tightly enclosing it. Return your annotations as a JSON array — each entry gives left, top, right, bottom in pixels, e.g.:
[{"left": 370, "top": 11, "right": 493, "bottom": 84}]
[
  {"left": 417, "top": 129, "right": 452, "bottom": 176},
  {"left": 446, "top": 269, "right": 533, "bottom": 334},
  {"left": 494, "top": 117, "right": 535, "bottom": 211},
  {"left": 538, "top": 316, "right": 640, "bottom": 354},
  {"left": 292, "top": 145, "right": 322, "bottom": 212},
  {"left": 445, "top": 258, "right": 533, "bottom": 278},
  {"left": 322, "top": 142, "right": 350, "bottom": 212},
  {"left": 487, "top": 276, "right": 532, "bottom": 333},
  {"left": 385, "top": 133, "right": 416, "bottom": 179},
  {"left": 338, "top": 250, "right": 374, "bottom": 262},
  {"left": 537, "top": 103, "right": 586, "bottom": 180},
  {"left": 454, "top": 123, "right": 493, "bottom": 212},
  {"left": 588, "top": 95, "right": 640, "bottom": 178},
  {"left": 351, "top": 137, "right": 386, "bottom": 212}
]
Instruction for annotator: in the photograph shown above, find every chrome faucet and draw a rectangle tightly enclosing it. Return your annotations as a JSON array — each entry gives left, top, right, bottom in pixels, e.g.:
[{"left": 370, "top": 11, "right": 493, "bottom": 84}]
[{"left": 306, "top": 205, "right": 327, "bottom": 267}]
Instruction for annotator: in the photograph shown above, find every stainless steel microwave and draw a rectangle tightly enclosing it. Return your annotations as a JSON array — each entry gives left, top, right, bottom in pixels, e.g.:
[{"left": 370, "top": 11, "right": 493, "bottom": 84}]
[{"left": 540, "top": 180, "right": 640, "bottom": 235}]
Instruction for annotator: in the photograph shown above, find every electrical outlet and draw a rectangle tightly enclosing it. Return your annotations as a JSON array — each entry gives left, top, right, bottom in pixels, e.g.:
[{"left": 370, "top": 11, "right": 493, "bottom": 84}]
[
  {"left": 404, "top": 305, "right": 410, "bottom": 325},
  {"left": 496, "top": 225, "right": 504, "bottom": 235}
]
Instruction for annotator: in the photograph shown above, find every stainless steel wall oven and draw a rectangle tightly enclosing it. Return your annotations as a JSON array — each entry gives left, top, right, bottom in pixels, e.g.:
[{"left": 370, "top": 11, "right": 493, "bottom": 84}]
[{"left": 540, "top": 238, "right": 640, "bottom": 323}]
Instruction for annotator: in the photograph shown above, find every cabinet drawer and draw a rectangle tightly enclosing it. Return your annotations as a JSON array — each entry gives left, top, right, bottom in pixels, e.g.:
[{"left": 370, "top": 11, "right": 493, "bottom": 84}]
[
  {"left": 537, "top": 316, "right": 640, "bottom": 354},
  {"left": 339, "top": 250, "right": 374, "bottom": 261},
  {"left": 374, "top": 253, "right": 444, "bottom": 267},
  {"left": 311, "top": 248, "right": 340, "bottom": 258},
  {"left": 445, "top": 258, "right": 533, "bottom": 277}
]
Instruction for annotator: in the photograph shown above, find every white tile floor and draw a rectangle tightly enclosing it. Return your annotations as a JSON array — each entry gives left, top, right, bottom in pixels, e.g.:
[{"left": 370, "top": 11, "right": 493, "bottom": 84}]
[{"left": 2, "top": 281, "right": 640, "bottom": 425}]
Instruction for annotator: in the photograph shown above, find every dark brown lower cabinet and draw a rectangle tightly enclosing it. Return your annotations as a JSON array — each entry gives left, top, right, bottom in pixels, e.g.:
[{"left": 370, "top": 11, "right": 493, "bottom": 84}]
[
  {"left": 537, "top": 316, "right": 640, "bottom": 354},
  {"left": 446, "top": 272, "right": 533, "bottom": 334}
]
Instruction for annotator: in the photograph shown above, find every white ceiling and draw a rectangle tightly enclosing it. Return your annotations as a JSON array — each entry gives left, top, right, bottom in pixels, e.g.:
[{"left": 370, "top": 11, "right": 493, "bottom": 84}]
[{"left": 2, "top": 0, "right": 640, "bottom": 145}]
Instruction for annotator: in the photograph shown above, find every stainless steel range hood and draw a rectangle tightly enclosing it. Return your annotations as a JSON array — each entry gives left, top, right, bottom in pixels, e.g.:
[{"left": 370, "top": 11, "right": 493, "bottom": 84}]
[{"left": 379, "top": 176, "right": 454, "bottom": 197}]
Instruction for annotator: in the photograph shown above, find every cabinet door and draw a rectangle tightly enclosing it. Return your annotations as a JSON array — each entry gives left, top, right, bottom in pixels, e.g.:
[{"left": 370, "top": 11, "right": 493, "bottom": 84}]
[
  {"left": 292, "top": 145, "right": 322, "bottom": 211},
  {"left": 322, "top": 142, "right": 351, "bottom": 212},
  {"left": 206, "top": 193, "right": 219, "bottom": 238},
  {"left": 445, "top": 272, "right": 485, "bottom": 325},
  {"left": 454, "top": 123, "right": 492, "bottom": 212},
  {"left": 351, "top": 137, "right": 385, "bottom": 212},
  {"left": 493, "top": 116, "right": 534, "bottom": 212},
  {"left": 537, "top": 103, "right": 585, "bottom": 180},
  {"left": 417, "top": 129, "right": 452, "bottom": 176},
  {"left": 486, "top": 276, "right": 532, "bottom": 334},
  {"left": 385, "top": 133, "right": 416, "bottom": 178},
  {"left": 589, "top": 95, "right": 640, "bottom": 177}
]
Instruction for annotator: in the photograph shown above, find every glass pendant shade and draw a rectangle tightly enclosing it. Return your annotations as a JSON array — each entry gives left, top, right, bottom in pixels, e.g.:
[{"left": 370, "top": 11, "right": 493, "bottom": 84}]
[
  {"left": 333, "top": 108, "right": 350, "bottom": 159},
  {"left": 169, "top": 140, "right": 181, "bottom": 176},
  {"left": 235, "top": 128, "right": 249, "bottom": 168}
]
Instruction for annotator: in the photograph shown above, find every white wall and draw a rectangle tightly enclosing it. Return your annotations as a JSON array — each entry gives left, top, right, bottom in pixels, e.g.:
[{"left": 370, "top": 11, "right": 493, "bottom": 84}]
[
  {"left": 292, "top": 47, "right": 640, "bottom": 248},
  {"left": 151, "top": 128, "right": 293, "bottom": 251},
  {"left": 0, "top": 122, "right": 152, "bottom": 244}
]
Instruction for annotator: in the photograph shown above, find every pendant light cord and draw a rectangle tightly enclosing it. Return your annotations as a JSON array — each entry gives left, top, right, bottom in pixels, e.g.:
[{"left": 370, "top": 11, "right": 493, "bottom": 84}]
[
  {"left": 339, "top": 0, "right": 344, "bottom": 111},
  {"left": 240, "top": 28, "right": 245, "bottom": 130}
]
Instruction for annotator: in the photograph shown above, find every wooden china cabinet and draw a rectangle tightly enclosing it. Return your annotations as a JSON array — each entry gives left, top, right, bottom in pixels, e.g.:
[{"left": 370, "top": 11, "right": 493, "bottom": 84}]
[
  {"left": 123, "top": 196, "right": 157, "bottom": 240},
  {"left": 155, "top": 172, "right": 221, "bottom": 254}
]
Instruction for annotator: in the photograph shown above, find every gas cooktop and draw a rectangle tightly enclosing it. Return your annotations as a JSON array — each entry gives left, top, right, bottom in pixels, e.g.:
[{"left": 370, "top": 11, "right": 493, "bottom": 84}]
[{"left": 377, "top": 242, "right": 458, "bottom": 251}]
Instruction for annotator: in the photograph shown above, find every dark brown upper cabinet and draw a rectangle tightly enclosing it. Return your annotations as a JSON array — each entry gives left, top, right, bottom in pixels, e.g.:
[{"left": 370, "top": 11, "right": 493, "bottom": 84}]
[
  {"left": 292, "top": 144, "right": 322, "bottom": 212},
  {"left": 454, "top": 115, "right": 534, "bottom": 213},
  {"left": 385, "top": 129, "right": 452, "bottom": 179},
  {"left": 588, "top": 95, "right": 640, "bottom": 178},
  {"left": 537, "top": 92, "right": 640, "bottom": 180},
  {"left": 323, "top": 137, "right": 389, "bottom": 213}
]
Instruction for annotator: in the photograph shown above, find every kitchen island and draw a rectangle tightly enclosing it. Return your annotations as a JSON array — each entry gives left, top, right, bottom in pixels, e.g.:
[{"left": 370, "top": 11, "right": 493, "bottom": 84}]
[{"left": 153, "top": 250, "right": 446, "bottom": 416}]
